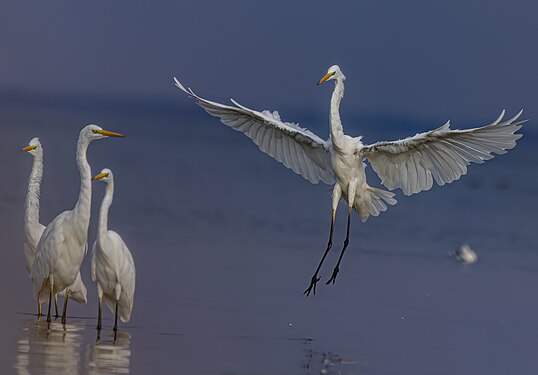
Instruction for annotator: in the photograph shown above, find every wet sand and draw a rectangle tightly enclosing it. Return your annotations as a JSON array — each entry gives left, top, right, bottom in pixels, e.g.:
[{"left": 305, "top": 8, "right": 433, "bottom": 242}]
[{"left": 1, "top": 100, "right": 537, "bottom": 374}]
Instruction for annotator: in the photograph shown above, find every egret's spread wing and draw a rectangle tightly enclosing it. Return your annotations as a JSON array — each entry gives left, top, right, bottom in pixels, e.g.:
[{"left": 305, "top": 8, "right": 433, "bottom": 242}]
[
  {"left": 361, "top": 110, "right": 526, "bottom": 196},
  {"left": 174, "top": 78, "right": 335, "bottom": 185}
]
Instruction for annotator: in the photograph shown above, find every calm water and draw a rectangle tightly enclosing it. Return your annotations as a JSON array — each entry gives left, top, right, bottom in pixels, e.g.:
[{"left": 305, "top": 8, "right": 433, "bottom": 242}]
[{"left": 1, "top": 101, "right": 537, "bottom": 374}]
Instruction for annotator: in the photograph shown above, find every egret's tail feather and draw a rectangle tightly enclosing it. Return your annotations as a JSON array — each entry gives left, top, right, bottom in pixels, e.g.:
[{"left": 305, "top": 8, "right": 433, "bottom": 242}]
[{"left": 355, "top": 186, "right": 397, "bottom": 223}]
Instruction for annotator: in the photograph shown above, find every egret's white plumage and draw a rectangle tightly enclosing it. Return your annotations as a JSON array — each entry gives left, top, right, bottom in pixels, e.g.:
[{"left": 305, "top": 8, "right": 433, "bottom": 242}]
[
  {"left": 57, "top": 273, "right": 87, "bottom": 304},
  {"left": 22, "top": 138, "right": 45, "bottom": 274},
  {"left": 91, "top": 168, "right": 136, "bottom": 331},
  {"left": 30, "top": 125, "right": 124, "bottom": 322},
  {"left": 22, "top": 138, "right": 87, "bottom": 315},
  {"left": 174, "top": 65, "right": 525, "bottom": 295}
]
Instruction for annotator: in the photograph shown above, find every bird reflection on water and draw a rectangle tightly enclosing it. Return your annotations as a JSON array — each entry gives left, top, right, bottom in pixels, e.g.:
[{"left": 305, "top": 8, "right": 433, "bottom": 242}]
[
  {"left": 14, "top": 319, "right": 84, "bottom": 375},
  {"left": 14, "top": 318, "right": 132, "bottom": 374},
  {"left": 87, "top": 331, "right": 132, "bottom": 374},
  {"left": 302, "top": 338, "right": 360, "bottom": 375}
]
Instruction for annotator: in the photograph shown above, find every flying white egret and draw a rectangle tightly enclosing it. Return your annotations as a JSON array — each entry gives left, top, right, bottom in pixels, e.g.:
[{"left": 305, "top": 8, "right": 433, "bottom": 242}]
[
  {"left": 31, "top": 125, "right": 125, "bottom": 323},
  {"left": 91, "top": 168, "right": 136, "bottom": 333},
  {"left": 22, "top": 138, "right": 87, "bottom": 318},
  {"left": 174, "top": 65, "right": 525, "bottom": 296}
]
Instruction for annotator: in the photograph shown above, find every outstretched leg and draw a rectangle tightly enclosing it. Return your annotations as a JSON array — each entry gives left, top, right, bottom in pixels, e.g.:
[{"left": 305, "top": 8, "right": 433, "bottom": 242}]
[
  {"left": 304, "top": 184, "right": 341, "bottom": 296},
  {"left": 327, "top": 181, "right": 357, "bottom": 285},
  {"left": 54, "top": 294, "right": 59, "bottom": 319},
  {"left": 326, "top": 206, "right": 351, "bottom": 284},
  {"left": 61, "top": 287, "right": 70, "bottom": 325},
  {"left": 37, "top": 303, "right": 42, "bottom": 320}
]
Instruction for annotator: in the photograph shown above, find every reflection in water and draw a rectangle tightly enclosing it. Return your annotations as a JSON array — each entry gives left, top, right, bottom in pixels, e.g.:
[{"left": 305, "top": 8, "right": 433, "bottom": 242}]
[
  {"left": 14, "top": 319, "right": 84, "bottom": 375},
  {"left": 87, "top": 331, "right": 132, "bottom": 374},
  {"left": 302, "top": 339, "right": 359, "bottom": 375},
  {"left": 14, "top": 318, "right": 132, "bottom": 374}
]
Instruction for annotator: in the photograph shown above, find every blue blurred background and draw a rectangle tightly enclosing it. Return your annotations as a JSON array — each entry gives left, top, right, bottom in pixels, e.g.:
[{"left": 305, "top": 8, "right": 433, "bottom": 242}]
[{"left": 2, "top": 0, "right": 537, "bottom": 124}]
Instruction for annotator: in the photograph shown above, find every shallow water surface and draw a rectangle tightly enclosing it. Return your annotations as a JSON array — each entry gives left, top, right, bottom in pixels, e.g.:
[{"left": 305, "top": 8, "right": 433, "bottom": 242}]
[
  {"left": 14, "top": 318, "right": 131, "bottom": 375},
  {"left": 1, "top": 103, "right": 537, "bottom": 374}
]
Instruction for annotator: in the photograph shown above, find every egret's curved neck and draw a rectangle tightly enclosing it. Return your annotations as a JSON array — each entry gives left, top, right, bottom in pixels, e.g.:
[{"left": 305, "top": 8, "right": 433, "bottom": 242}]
[
  {"left": 25, "top": 151, "right": 43, "bottom": 238},
  {"left": 74, "top": 136, "right": 92, "bottom": 223},
  {"left": 98, "top": 179, "right": 114, "bottom": 241},
  {"left": 329, "top": 78, "right": 346, "bottom": 144}
]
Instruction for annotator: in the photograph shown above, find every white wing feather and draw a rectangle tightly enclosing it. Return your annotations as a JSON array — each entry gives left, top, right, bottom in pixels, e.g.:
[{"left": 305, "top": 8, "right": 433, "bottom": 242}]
[
  {"left": 361, "top": 110, "right": 526, "bottom": 196},
  {"left": 174, "top": 78, "right": 335, "bottom": 185}
]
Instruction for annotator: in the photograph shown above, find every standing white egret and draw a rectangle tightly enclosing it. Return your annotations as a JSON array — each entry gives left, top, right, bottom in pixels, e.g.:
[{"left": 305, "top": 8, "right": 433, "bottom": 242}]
[
  {"left": 91, "top": 168, "right": 135, "bottom": 333},
  {"left": 174, "top": 65, "right": 525, "bottom": 296},
  {"left": 22, "top": 138, "right": 87, "bottom": 318},
  {"left": 31, "top": 125, "right": 125, "bottom": 323},
  {"left": 22, "top": 138, "right": 45, "bottom": 277}
]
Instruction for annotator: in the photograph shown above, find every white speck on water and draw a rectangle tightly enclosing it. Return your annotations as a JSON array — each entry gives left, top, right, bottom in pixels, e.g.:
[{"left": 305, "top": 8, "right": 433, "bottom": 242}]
[{"left": 451, "top": 244, "right": 478, "bottom": 264}]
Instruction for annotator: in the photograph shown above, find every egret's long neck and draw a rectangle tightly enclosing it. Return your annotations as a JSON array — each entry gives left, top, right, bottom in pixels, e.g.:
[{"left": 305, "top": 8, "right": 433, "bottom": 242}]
[
  {"left": 25, "top": 151, "right": 43, "bottom": 239},
  {"left": 329, "top": 79, "right": 346, "bottom": 144},
  {"left": 98, "top": 179, "right": 113, "bottom": 241},
  {"left": 74, "top": 136, "right": 92, "bottom": 225}
]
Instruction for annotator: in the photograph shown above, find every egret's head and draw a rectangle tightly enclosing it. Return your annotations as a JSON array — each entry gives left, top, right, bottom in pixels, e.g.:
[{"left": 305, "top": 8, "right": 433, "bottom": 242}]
[
  {"left": 81, "top": 124, "right": 125, "bottom": 142},
  {"left": 317, "top": 65, "right": 346, "bottom": 85},
  {"left": 92, "top": 168, "right": 113, "bottom": 183},
  {"left": 21, "top": 137, "right": 42, "bottom": 156}
]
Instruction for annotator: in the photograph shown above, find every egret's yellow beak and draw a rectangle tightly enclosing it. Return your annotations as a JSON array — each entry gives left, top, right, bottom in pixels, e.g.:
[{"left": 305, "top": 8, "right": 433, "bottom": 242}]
[
  {"left": 21, "top": 145, "right": 38, "bottom": 152},
  {"left": 92, "top": 129, "right": 125, "bottom": 137},
  {"left": 317, "top": 72, "right": 335, "bottom": 85},
  {"left": 92, "top": 172, "right": 109, "bottom": 181}
]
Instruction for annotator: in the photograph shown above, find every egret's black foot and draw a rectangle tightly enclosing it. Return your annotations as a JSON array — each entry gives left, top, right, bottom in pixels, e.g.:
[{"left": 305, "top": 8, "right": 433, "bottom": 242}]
[
  {"left": 304, "top": 275, "right": 321, "bottom": 296},
  {"left": 46, "top": 315, "right": 51, "bottom": 323},
  {"left": 61, "top": 316, "right": 67, "bottom": 325},
  {"left": 326, "top": 267, "right": 340, "bottom": 285}
]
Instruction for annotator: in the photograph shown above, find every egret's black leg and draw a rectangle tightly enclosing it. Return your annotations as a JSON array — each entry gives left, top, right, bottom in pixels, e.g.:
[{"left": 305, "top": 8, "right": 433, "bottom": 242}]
[
  {"left": 113, "top": 300, "right": 119, "bottom": 333},
  {"left": 97, "top": 296, "right": 103, "bottom": 331},
  {"left": 304, "top": 210, "right": 336, "bottom": 296},
  {"left": 61, "top": 287, "right": 70, "bottom": 325},
  {"left": 54, "top": 294, "right": 59, "bottom": 319},
  {"left": 46, "top": 278, "right": 54, "bottom": 323},
  {"left": 326, "top": 206, "right": 352, "bottom": 285}
]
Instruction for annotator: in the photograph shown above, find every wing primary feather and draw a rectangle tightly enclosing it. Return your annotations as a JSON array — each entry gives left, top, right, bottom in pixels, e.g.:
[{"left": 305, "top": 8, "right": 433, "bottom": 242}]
[{"left": 491, "top": 109, "right": 506, "bottom": 125}]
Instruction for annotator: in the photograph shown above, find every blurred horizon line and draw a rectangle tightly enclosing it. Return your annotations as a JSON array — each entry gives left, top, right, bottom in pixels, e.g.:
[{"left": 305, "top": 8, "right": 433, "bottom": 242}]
[{"left": 1, "top": 86, "right": 534, "bottom": 138}]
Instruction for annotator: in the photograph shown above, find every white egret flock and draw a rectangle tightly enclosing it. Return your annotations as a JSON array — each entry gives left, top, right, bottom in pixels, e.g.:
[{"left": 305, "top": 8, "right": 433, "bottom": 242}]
[
  {"left": 22, "top": 125, "right": 135, "bottom": 334},
  {"left": 21, "top": 66, "right": 525, "bottom": 334}
]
